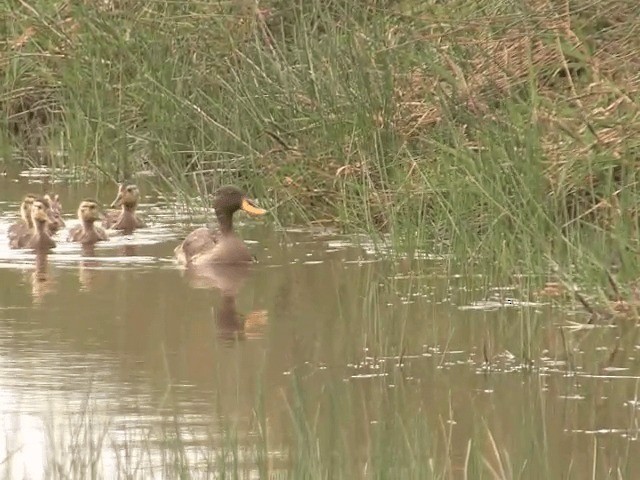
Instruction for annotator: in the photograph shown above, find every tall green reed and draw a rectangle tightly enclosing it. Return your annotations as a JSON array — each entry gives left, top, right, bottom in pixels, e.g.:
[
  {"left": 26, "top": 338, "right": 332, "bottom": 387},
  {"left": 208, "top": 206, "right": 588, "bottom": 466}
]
[{"left": 2, "top": 0, "right": 640, "bottom": 291}]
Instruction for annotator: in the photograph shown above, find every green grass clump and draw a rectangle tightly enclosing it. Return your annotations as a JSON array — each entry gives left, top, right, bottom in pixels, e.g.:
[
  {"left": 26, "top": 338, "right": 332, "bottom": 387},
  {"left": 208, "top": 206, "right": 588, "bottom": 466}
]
[{"left": 2, "top": 0, "right": 640, "bottom": 282}]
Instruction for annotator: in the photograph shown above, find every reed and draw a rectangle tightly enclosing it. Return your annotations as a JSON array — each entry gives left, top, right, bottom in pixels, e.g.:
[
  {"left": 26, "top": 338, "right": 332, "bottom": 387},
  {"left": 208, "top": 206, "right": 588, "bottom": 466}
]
[{"left": 2, "top": 0, "right": 640, "bottom": 287}]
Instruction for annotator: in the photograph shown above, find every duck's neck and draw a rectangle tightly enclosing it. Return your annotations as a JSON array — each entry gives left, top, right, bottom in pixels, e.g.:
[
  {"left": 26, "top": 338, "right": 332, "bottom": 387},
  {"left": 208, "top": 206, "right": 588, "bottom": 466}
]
[
  {"left": 35, "top": 219, "right": 49, "bottom": 236},
  {"left": 216, "top": 211, "right": 233, "bottom": 235},
  {"left": 122, "top": 203, "right": 137, "bottom": 214},
  {"left": 22, "top": 212, "right": 33, "bottom": 228},
  {"left": 82, "top": 219, "right": 96, "bottom": 232}
]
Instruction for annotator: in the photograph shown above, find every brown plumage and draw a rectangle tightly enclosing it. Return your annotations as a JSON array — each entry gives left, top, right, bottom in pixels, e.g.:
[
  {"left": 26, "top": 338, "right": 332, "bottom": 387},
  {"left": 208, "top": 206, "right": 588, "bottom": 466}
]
[
  {"left": 8, "top": 194, "right": 37, "bottom": 248},
  {"left": 174, "top": 227, "right": 217, "bottom": 264},
  {"left": 68, "top": 199, "right": 109, "bottom": 245},
  {"left": 102, "top": 183, "right": 145, "bottom": 234},
  {"left": 44, "top": 193, "right": 66, "bottom": 233},
  {"left": 174, "top": 186, "right": 267, "bottom": 266},
  {"left": 9, "top": 194, "right": 63, "bottom": 247},
  {"left": 13, "top": 199, "right": 57, "bottom": 251}
]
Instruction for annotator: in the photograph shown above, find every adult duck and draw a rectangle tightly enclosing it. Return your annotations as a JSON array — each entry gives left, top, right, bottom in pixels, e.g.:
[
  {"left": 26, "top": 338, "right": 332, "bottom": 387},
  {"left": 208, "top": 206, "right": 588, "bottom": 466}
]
[{"left": 174, "top": 186, "right": 267, "bottom": 265}]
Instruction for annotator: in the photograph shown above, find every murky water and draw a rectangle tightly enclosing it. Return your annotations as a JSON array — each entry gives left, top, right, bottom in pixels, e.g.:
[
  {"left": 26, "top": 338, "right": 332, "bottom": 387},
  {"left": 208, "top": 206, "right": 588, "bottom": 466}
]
[{"left": 0, "top": 171, "right": 638, "bottom": 479}]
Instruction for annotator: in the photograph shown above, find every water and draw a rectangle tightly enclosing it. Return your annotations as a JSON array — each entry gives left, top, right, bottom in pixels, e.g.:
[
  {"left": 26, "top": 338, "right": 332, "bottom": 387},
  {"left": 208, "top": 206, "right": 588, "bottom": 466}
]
[{"left": 0, "top": 172, "right": 638, "bottom": 479}]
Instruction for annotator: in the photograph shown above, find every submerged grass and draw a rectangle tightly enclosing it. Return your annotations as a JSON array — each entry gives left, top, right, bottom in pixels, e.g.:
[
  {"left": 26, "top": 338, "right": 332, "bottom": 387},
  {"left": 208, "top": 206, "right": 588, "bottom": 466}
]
[
  {"left": 2, "top": 1, "right": 640, "bottom": 288},
  {"left": 0, "top": 229, "right": 638, "bottom": 478},
  {"left": 4, "top": 361, "right": 636, "bottom": 479}
]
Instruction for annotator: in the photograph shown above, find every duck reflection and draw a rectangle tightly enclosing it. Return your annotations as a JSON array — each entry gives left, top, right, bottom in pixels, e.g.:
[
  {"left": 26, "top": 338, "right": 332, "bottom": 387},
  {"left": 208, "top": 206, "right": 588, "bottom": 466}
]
[
  {"left": 31, "top": 252, "right": 56, "bottom": 305},
  {"left": 119, "top": 244, "right": 137, "bottom": 257},
  {"left": 184, "top": 263, "right": 268, "bottom": 342},
  {"left": 78, "top": 244, "right": 98, "bottom": 292}
]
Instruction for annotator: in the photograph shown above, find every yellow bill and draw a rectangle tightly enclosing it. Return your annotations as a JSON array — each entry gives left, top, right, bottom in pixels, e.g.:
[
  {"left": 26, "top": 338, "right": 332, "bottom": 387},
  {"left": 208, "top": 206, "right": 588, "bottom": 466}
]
[{"left": 241, "top": 198, "right": 267, "bottom": 216}]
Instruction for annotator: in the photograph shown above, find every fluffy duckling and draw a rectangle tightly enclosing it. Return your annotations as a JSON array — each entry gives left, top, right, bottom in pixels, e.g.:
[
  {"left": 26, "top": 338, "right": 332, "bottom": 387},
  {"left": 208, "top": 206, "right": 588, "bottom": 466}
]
[
  {"left": 174, "top": 186, "right": 267, "bottom": 266},
  {"left": 8, "top": 194, "right": 37, "bottom": 247},
  {"left": 9, "top": 194, "right": 63, "bottom": 245},
  {"left": 67, "top": 199, "right": 109, "bottom": 245},
  {"left": 44, "top": 193, "right": 66, "bottom": 233},
  {"left": 14, "top": 199, "right": 57, "bottom": 251},
  {"left": 102, "top": 183, "right": 145, "bottom": 234}
]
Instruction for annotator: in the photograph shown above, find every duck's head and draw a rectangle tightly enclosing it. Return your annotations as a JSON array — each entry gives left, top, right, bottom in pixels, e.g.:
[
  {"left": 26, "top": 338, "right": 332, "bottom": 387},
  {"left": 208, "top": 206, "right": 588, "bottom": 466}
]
[
  {"left": 110, "top": 183, "right": 140, "bottom": 209},
  {"left": 44, "top": 193, "right": 62, "bottom": 214},
  {"left": 20, "top": 194, "right": 37, "bottom": 222},
  {"left": 213, "top": 186, "right": 267, "bottom": 218},
  {"left": 44, "top": 193, "right": 65, "bottom": 228},
  {"left": 30, "top": 199, "right": 51, "bottom": 224},
  {"left": 78, "top": 199, "right": 102, "bottom": 223}
]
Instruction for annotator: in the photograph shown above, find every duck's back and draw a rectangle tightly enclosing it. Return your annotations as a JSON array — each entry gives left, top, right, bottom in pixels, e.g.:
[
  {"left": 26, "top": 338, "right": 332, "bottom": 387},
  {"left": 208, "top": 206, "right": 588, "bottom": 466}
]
[
  {"left": 175, "top": 227, "right": 218, "bottom": 265},
  {"left": 8, "top": 220, "right": 28, "bottom": 243},
  {"left": 26, "top": 233, "right": 56, "bottom": 251},
  {"left": 104, "top": 210, "right": 145, "bottom": 232},
  {"left": 68, "top": 225, "right": 108, "bottom": 244},
  {"left": 47, "top": 213, "right": 65, "bottom": 233},
  {"left": 9, "top": 229, "right": 32, "bottom": 249},
  {"left": 102, "top": 210, "right": 120, "bottom": 229},
  {"left": 191, "top": 234, "right": 252, "bottom": 265}
]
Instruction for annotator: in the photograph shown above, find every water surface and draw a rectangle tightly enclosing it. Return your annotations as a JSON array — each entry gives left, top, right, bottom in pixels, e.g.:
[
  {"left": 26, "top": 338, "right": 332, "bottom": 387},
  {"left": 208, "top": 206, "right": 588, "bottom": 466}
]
[{"left": 0, "top": 173, "right": 638, "bottom": 479}]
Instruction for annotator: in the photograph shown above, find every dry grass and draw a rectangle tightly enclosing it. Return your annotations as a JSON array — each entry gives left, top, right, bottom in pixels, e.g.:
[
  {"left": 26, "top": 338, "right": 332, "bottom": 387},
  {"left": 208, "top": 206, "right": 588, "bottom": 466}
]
[{"left": 1, "top": 0, "right": 639, "bottom": 238}]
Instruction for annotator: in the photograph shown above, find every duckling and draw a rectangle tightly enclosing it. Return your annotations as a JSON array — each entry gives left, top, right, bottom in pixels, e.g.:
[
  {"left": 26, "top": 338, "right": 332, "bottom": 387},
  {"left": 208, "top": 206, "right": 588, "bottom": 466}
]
[
  {"left": 174, "top": 186, "right": 267, "bottom": 265},
  {"left": 102, "top": 183, "right": 145, "bottom": 233},
  {"left": 15, "top": 199, "right": 57, "bottom": 251},
  {"left": 9, "top": 194, "right": 62, "bottom": 245},
  {"left": 44, "top": 193, "right": 66, "bottom": 233},
  {"left": 68, "top": 199, "right": 109, "bottom": 245},
  {"left": 8, "top": 194, "right": 37, "bottom": 247}
]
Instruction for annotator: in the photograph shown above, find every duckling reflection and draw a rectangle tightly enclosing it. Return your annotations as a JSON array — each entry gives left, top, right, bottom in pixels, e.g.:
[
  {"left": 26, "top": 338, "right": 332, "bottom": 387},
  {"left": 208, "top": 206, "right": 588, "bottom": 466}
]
[
  {"left": 184, "top": 263, "right": 268, "bottom": 341},
  {"left": 118, "top": 244, "right": 137, "bottom": 256},
  {"left": 31, "top": 252, "right": 56, "bottom": 305},
  {"left": 78, "top": 244, "right": 99, "bottom": 292}
]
